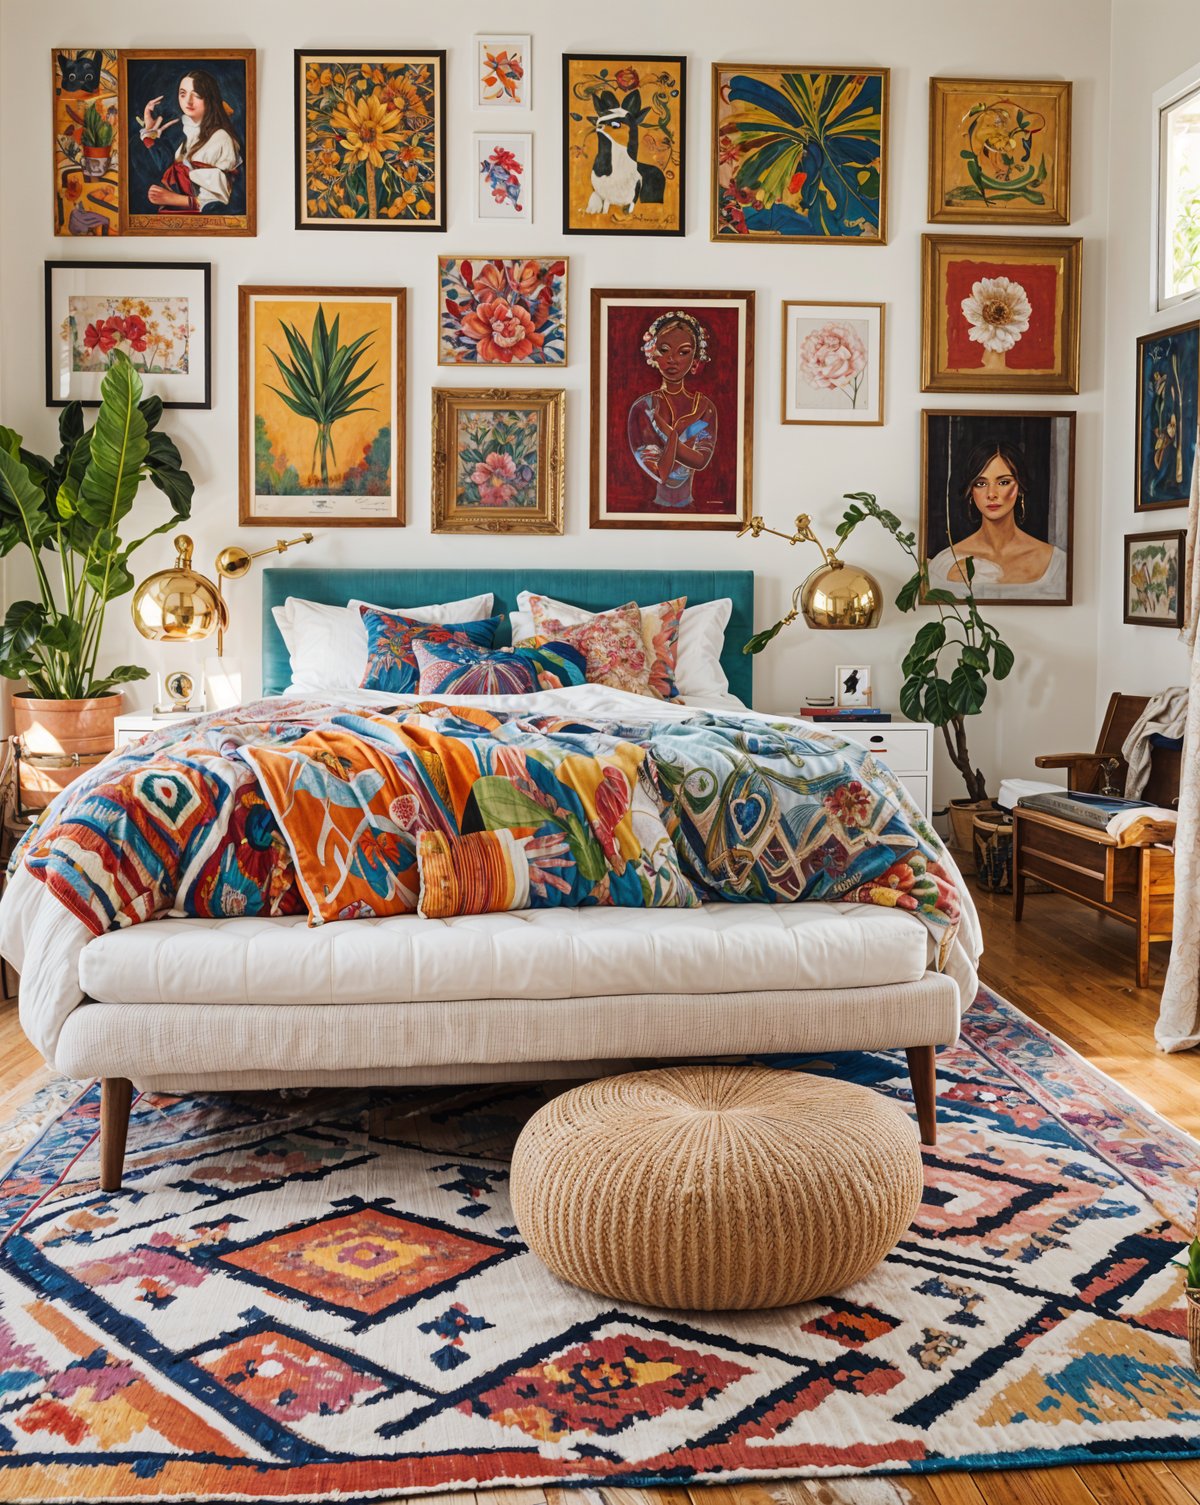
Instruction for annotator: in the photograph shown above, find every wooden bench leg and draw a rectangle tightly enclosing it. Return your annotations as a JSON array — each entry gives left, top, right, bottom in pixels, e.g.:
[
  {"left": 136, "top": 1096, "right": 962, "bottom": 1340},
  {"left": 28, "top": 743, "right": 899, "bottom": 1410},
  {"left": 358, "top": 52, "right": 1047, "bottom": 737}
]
[
  {"left": 100, "top": 1078, "right": 133, "bottom": 1191},
  {"left": 905, "top": 1045, "right": 937, "bottom": 1147}
]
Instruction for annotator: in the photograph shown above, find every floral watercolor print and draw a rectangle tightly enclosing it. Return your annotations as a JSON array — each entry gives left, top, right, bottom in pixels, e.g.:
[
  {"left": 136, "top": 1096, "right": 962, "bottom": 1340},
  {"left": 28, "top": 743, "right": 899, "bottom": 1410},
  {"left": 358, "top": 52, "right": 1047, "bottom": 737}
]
[
  {"left": 563, "top": 56, "right": 685, "bottom": 235},
  {"left": 475, "top": 36, "right": 529, "bottom": 110},
  {"left": 1136, "top": 322, "right": 1200, "bottom": 509},
  {"left": 929, "top": 79, "right": 1071, "bottom": 225},
  {"left": 456, "top": 408, "right": 540, "bottom": 508},
  {"left": 52, "top": 48, "right": 120, "bottom": 236},
  {"left": 782, "top": 302, "right": 883, "bottom": 424},
  {"left": 1125, "top": 534, "right": 1185, "bottom": 625},
  {"left": 438, "top": 257, "right": 566, "bottom": 367},
  {"left": 297, "top": 52, "right": 445, "bottom": 230},
  {"left": 473, "top": 134, "right": 531, "bottom": 220},
  {"left": 67, "top": 294, "right": 190, "bottom": 374},
  {"left": 712, "top": 65, "right": 887, "bottom": 242}
]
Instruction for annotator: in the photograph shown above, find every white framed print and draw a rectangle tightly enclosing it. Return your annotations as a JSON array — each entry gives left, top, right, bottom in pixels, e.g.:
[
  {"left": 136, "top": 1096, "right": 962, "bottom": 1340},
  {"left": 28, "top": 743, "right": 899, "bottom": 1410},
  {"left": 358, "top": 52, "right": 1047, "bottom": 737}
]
[
  {"left": 473, "top": 132, "right": 532, "bottom": 222},
  {"left": 474, "top": 35, "right": 531, "bottom": 110},
  {"left": 835, "top": 664, "right": 872, "bottom": 708},
  {"left": 781, "top": 300, "right": 884, "bottom": 426}
]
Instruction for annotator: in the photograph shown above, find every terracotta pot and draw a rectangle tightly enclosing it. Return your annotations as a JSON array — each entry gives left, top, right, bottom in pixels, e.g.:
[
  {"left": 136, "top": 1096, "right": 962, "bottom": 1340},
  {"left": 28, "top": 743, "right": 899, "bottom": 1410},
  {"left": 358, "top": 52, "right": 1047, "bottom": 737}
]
[
  {"left": 11, "top": 692, "right": 122, "bottom": 809},
  {"left": 81, "top": 142, "right": 111, "bottom": 178}
]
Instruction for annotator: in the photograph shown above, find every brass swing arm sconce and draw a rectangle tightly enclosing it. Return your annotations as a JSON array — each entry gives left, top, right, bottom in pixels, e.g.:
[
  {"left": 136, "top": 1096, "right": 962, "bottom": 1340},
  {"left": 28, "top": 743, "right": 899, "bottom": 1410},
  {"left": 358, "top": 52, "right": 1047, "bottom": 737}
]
[{"left": 738, "top": 512, "right": 882, "bottom": 631}]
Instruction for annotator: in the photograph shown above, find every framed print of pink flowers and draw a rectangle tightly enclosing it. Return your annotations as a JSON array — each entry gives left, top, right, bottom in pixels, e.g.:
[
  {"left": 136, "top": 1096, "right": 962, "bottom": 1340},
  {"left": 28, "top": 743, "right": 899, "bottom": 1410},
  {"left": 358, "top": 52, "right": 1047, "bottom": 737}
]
[
  {"left": 474, "top": 35, "right": 530, "bottom": 110},
  {"left": 781, "top": 301, "right": 884, "bottom": 425},
  {"left": 432, "top": 388, "right": 565, "bottom": 534},
  {"left": 473, "top": 132, "right": 531, "bottom": 221},
  {"left": 438, "top": 256, "right": 566, "bottom": 366}
]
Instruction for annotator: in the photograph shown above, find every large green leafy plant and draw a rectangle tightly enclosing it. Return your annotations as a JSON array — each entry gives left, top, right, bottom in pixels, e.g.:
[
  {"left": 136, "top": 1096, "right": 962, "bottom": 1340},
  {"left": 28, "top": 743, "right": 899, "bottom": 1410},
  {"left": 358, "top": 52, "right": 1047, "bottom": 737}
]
[{"left": 0, "top": 352, "right": 194, "bottom": 700}]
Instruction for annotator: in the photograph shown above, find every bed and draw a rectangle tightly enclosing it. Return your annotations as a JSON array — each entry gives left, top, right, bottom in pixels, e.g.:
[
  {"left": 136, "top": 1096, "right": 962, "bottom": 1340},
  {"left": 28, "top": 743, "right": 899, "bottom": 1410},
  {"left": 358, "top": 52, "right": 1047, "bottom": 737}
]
[{"left": 0, "top": 568, "right": 981, "bottom": 1190}]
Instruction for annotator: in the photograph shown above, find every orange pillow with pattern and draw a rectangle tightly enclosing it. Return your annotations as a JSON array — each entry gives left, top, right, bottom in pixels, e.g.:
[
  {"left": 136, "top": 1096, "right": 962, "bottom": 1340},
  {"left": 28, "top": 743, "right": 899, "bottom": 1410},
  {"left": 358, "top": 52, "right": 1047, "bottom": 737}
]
[
  {"left": 524, "top": 600, "right": 653, "bottom": 698},
  {"left": 527, "top": 594, "right": 685, "bottom": 700}
]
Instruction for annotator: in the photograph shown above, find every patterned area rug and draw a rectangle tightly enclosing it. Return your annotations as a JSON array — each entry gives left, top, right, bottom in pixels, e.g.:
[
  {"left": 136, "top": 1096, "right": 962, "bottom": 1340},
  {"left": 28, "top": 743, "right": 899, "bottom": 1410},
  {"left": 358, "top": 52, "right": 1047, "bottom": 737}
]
[{"left": 1, "top": 987, "right": 1199, "bottom": 1503}]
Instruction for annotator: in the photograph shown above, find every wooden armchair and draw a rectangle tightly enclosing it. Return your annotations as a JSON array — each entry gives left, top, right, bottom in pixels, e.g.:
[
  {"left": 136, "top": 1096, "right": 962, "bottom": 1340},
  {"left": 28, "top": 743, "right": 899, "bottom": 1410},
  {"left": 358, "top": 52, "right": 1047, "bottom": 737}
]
[{"left": 1034, "top": 692, "right": 1180, "bottom": 807}]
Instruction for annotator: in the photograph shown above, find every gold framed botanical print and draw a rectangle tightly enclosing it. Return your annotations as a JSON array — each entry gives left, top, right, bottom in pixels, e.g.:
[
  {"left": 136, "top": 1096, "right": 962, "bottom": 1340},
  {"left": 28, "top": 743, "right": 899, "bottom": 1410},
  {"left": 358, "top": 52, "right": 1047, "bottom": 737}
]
[
  {"left": 431, "top": 388, "right": 565, "bottom": 534},
  {"left": 928, "top": 78, "right": 1071, "bottom": 226}
]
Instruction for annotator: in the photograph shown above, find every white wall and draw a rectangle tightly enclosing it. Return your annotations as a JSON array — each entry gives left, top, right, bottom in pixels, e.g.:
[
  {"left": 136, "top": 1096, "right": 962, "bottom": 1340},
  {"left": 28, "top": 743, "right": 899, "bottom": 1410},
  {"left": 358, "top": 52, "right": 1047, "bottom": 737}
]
[
  {"left": 0, "top": 0, "right": 1115, "bottom": 804},
  {"left": 1098, "top": 0, "right": 1196, "bottom": 707}
]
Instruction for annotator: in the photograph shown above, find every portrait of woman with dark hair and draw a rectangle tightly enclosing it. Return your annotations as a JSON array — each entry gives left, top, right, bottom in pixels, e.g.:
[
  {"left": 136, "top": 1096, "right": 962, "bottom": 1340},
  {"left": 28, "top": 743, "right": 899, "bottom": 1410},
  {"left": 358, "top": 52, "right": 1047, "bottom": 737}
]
[
  {"left": 627, "top": 310, "right": 718, "bottom": 508},
  {"left": 137, "top": 68, "right": 242, "bottom": 215}
]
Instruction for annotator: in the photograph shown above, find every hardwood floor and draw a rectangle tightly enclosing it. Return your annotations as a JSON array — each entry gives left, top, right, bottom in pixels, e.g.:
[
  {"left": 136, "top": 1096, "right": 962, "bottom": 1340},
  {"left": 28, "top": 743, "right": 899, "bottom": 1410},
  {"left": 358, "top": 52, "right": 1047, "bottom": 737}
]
[{"left": 0, "top": 873, "right": 1196, "bottom": 1504}]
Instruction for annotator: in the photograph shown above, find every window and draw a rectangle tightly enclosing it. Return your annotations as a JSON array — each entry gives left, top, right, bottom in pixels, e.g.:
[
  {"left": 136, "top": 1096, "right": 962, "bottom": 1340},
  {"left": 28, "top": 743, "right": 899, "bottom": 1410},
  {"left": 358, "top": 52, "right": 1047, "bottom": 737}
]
[{"left": 1156, "top": 67, "right": 1200, "bottom": 310}]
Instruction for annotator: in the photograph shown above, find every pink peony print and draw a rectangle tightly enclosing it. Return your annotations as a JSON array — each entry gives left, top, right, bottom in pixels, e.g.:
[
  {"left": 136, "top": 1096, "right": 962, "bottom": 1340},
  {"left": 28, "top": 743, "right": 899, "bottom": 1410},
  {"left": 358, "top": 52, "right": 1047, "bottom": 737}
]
[
  {"left": 797, "top": 321, "right": 868, "bottom": 408},
  {"left": 471, "top": 451, "right": 518, "bottom": 504}
]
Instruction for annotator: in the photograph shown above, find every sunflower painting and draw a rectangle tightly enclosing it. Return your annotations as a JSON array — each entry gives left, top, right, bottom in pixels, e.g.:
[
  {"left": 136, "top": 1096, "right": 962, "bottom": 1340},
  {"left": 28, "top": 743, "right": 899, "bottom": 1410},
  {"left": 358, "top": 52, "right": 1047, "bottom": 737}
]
[{"left": 295, "top": 51, "right": 445, "bottom": 230}]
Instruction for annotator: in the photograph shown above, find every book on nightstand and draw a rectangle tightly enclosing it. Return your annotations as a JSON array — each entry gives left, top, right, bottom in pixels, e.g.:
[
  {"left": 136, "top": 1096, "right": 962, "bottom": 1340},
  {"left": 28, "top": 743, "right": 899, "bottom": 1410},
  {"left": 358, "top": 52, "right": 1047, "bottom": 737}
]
[{"left": 804, "top": 707, "right": 892, "bottom": 722}]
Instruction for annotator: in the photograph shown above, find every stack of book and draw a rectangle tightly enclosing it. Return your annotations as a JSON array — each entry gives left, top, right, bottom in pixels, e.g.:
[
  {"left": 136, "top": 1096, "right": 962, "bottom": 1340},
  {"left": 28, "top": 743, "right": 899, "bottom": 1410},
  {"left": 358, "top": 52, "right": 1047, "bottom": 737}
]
[
  {"left": 803, "top": 706, "right": 892, "bottom": 723},
  {"left": 1017, "top": 790, "right": 1152, "bottom": 832}
]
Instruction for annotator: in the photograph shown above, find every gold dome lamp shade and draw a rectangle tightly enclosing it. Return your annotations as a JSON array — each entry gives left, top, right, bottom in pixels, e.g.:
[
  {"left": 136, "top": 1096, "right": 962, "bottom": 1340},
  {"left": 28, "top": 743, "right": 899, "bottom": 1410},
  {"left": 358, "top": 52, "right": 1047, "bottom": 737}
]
[{"left": 739, "top": 513, "right": 883, "bottom": 633}]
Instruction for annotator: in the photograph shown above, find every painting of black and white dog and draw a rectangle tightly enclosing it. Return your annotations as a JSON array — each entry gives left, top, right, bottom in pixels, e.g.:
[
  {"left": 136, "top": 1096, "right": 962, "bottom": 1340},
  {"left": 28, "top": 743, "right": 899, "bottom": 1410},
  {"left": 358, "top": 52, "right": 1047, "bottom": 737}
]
[{"left": 586, "top": 89, "right": 666, "bottom": 214}]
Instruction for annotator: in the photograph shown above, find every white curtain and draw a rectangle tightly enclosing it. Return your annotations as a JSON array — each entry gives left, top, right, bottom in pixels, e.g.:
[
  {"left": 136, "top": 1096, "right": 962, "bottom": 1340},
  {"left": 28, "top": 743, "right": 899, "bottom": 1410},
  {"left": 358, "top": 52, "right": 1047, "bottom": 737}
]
[{"left": 1157, "top": 440, "right": 1200, "bottom": 1050}]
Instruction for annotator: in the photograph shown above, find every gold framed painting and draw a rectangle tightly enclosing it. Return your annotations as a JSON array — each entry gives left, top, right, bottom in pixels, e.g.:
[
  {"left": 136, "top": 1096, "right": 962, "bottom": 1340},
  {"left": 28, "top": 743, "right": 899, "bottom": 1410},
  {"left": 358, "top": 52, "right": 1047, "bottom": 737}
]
[
  {"left": 921, "top": 234, "right": 1081, "bottom": 394},
  {"left": 432, "top": 388, "right": 565, "bottom": 534},
  {"left": 929, "top": 78, "right": 1071, "bottom": 225},
  {"left": 239, "top": 285, "right": 406, "bottom": 528},
  {"left": 712, "top": 64, "right": 889, "bottom": 243}
]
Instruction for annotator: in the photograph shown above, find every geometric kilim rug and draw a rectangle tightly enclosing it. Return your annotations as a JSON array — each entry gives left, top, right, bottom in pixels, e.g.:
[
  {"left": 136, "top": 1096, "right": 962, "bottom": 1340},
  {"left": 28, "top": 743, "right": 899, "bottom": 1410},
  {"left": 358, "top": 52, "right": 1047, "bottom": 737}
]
[{"left": 1, "top": 986, "right": 1199, "bottom": 1503}]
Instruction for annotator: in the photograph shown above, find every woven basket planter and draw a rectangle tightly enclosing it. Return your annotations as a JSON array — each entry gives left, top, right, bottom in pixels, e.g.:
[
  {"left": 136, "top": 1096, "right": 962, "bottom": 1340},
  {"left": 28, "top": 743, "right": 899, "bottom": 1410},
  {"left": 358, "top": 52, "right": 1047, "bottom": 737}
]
[{"left": 1188, "top": 1288, "right": 1200, "bottom": 1372}]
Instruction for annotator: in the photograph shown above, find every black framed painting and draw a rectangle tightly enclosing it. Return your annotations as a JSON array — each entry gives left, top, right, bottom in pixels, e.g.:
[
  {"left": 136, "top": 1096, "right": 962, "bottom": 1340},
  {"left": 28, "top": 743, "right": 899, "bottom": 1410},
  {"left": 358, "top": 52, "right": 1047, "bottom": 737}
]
[{"left": 1123, "top": 530, "right": 1186, "bottom": 627}]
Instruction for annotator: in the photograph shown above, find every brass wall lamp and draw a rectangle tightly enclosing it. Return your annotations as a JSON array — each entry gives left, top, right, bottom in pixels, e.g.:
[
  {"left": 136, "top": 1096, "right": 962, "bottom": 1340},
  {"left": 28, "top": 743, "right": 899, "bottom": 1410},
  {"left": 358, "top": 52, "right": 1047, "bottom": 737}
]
[{"left": 738, "top": 513, "right": 883, "bottom": 631}]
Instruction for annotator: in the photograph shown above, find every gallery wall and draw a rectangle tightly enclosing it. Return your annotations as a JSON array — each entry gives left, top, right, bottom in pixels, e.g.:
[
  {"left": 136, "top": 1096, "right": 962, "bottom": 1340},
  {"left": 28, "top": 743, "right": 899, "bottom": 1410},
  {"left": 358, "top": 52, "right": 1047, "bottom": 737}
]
[{"left": 0, "top": 0, "right": 1117, "bottom": 803}]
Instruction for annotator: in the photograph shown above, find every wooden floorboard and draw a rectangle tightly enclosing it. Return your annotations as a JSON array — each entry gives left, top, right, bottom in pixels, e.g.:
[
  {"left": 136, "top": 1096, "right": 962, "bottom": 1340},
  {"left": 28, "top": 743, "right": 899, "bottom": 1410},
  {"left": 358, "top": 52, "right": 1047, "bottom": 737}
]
[{"left": 0, "top": 873, "right": 1197, "bottom": 1501}]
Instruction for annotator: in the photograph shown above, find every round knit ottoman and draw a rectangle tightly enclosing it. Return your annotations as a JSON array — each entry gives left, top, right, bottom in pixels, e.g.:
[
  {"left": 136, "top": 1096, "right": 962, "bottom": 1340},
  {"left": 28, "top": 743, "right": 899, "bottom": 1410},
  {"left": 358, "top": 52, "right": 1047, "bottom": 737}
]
[{"left": 510, "top": 1064, "right": 924, "bottom": 1310}]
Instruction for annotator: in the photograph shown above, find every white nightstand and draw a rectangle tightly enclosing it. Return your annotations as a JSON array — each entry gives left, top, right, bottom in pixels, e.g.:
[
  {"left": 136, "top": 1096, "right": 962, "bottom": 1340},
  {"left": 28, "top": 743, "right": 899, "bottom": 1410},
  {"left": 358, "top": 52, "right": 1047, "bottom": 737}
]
[
  {"left": 801, "top": 718, "right": 935, "bottom": 817},
  {"left": 113, "top": 709, "right": 203, "bottom": 750}
]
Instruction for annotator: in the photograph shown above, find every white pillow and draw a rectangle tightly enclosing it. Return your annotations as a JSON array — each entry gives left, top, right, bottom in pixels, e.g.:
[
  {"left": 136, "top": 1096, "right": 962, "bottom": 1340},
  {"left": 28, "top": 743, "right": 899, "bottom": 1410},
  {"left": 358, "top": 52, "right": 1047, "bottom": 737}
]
[
  {"left": 272, "top": 593, "right": 494, "bottom": 694},
  {"left": 512, "top": 591, "right": 732, "bottom": 703}
]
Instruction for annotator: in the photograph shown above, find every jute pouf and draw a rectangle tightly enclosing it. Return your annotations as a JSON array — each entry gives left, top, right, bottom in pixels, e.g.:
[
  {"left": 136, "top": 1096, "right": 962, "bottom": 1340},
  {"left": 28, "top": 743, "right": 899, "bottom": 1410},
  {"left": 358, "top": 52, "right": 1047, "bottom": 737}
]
[{"left": 510, "top": 1064, "right": 924, "bottom": 1310}]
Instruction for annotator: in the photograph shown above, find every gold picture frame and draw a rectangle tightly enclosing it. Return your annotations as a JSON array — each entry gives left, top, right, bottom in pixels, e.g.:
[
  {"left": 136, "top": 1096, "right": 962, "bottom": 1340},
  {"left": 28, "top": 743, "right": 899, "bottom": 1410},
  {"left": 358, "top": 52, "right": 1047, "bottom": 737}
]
[
  {"left": 928, "top": 77, "right": 1071, "bottom": 226},
  {"left": 432, "top": 388, "right": 565, "bottom": 534},
  {"left": 921, "top": 233, "right": 1081, "bottom": 395}
]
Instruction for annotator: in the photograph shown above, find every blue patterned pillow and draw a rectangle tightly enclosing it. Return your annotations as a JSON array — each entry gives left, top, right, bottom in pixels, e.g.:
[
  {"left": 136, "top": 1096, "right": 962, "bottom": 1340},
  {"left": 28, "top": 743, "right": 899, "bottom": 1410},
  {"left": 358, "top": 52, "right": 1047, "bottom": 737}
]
[
  {"left": 413, "top": 639, "right": 587, "bottom": 696},
  {"left": 359, "top": 608, "right": 501, "bottom": 694}
]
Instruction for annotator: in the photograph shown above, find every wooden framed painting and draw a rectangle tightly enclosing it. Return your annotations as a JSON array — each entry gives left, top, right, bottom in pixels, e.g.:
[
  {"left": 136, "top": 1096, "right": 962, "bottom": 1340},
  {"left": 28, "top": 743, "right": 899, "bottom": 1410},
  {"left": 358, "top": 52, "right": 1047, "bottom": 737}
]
[
  {"left": 239, "top": 286, "right": 406, "bottom": 528},
  {"left": 295, "top": 51, "right": 446, "bottom": 231},
  {"left": 472, "top": 132, "right": 532, "bottom": 221},
  {"left": 781, "top": 301, "right": 884, "bottom": 425},
  {"left": 437, "top": 256, "right": 566, "bottom": 366},
  {"left": 928, "top": 78, "right": 1071, "bottom": 225},
  {"left": 562, "top": 54, "right": 686, "bottom": 236},
  {"left": 590, "top": 288, "right": 754, "bottom": 531},
  {"left": 431, "top": 389, "right": 565, "bottom": 535},
  {"left": 1135, "top": 321, "right": 1200, "bottom": 510},
  {"left": 1124, "top": 530, "right": 1186, "bottom": 627},
  {"left": 118, "top": 49, "right": 255, "bottom": 236},
  {"left": 45, "top": 260, "right": 211, "bottom": 409},
  {"left": 474, "top": 35, "right": 530, "bottom": 110},
  {"left": 712, "top": 64, "right": 888, "bottom": 243},
  {"left": 52, "top": 48, "right": 121, "bottom": 237},
  {"left": 920, "top": 410, "right": 1075, "bottom": 606},
  {"left": 921, "top": 234, "right": 1081, "bottom": 394}
]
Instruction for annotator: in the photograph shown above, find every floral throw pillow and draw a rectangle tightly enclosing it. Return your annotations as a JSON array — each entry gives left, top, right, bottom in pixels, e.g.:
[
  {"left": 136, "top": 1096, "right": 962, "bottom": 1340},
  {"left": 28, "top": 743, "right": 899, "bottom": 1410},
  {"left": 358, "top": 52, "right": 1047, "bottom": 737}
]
[
  {"left": 359, "top": 608, "right": 501, "bottom": 695},
  {"left": 523, "top": 599, "right": 655, "bottom": 697},
  {"left": 526, "top": 595, "right": 685, "bottom": 700},
  {"left": 412, "top": 639, "right": 587, "bottom": 696}
]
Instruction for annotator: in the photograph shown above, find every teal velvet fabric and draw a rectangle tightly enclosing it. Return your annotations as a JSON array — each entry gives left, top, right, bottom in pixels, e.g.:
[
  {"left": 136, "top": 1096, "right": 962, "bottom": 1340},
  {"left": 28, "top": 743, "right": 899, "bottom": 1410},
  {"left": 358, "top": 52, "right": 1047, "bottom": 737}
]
[{"left": 261, "top": 568, "right": 755, "bottom": 705}]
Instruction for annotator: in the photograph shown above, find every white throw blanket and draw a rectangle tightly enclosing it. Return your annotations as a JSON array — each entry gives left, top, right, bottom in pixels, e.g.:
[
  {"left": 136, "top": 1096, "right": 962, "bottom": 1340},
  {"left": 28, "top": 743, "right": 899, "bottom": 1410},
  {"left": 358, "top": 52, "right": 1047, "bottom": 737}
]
[{"left": 1121, "top": 685, "right": 1188, "bottom": 797}]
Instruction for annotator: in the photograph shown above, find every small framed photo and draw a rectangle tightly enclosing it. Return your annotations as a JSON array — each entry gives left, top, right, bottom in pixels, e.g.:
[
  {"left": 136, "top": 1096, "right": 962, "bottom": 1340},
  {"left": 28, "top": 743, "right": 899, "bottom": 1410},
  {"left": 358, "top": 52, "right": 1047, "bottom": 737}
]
[
  {"left": 45, "top": 259, "right": 211, "bottom": 408},
  {"left": 432, "top": 388, "right": 565, "bottom": 535},
  {"left": 781, "top": 301, "right": 884, "bottom": 425},
  {"left": 474, "top": 35, "right": 530, "bottom": 110},
  {"left": 437, "top": 256, "right": 566, "bottom": 366},
  {"left": 835, "top": 665, "right": 872, "bottom": 708},
  {"left": 473, "top": 132, "right": 531, "bottom": 221},
  {"left": 1124, "top": 531, "right": 1186, "bottom": 628},
  {"left": 1135, "top": 321, "right": 1200, "bottom": 511}
]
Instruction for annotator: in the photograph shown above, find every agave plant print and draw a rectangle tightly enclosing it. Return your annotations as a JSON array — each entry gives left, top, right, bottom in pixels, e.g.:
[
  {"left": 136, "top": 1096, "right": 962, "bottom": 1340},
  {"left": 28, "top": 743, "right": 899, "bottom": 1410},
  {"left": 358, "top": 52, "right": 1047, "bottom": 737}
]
[
  {"left": 295, "top": 51, "right": 445, "bottom": 230},
  {"left": 712, "top": 65, "right": 889, "bottom": 243},
  {"left": 239, "top": 286, "right": 406, "bottom": 527},
  {"left": 432, "top": 389, "right": 565, "bottom": 534},
  {"left": 438, "top": 257, "right": 566, "bottom": 366}
]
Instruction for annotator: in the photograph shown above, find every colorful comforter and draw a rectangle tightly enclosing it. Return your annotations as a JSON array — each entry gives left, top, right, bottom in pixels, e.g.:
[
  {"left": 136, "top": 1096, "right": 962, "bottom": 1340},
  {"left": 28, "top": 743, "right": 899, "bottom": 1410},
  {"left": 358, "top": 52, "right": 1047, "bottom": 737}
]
[{"left": 15, "top": 695, "right": 961, "bottom": 961}]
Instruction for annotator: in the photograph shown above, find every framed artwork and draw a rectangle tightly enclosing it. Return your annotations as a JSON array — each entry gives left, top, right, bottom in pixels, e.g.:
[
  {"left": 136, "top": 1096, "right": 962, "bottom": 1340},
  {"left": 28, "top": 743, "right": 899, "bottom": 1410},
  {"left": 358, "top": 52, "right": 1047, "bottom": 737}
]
[
  {"left": 590, "top": 288, "right": 755, "bottom": 531},
  {"left": 928, "top": 78, "right": 1071, "bottom": 225},
  {"left": 920, "top": 410, "right": 1075, "bottom": 606},
  {"left": 52, "top": 48, "right": 121, "bottom": 237},
  {"left": 437, "top": 256, "right": 566, "bottom": 366},
  {"left": 45, "top": 260, "right": 210, "bottom": 409},
  {"left": 239, "top": 286, "right": 406, "bottom": 528},
  {"left": 474, "top": 35, "right": 530, "bottom": 110},
  {"left": 1135, "top": 321, "right": 1200, "bottom": 510},
  {"left": 781, "top": 301, "right": 884, "bottom": 425},
  {"left": 712, "top": 64, "right": 888, "bottom": 243},
  {"left": 431, "top": 389, "right": 565, "bottom": 535},
  {"left": 562, "top": 54, "right": 686, "bottom": 236},
  {"left": 473, "top": 132, "right": 532, "bottom": 221},
  {"left": 835, "top": 665, "right": 872, "bottom": 708},
  {"left": 295, "top": 51, "right": 445, "bottom": 231},
  {"left": 118, "top": 49, "right": 255, "bottom": 236},
  {"left": 1124, "top": 531, "right": 1186, "bottom": 627},
  {"left": 921, "top": 234, "right": 1081, "bottom": 394}
]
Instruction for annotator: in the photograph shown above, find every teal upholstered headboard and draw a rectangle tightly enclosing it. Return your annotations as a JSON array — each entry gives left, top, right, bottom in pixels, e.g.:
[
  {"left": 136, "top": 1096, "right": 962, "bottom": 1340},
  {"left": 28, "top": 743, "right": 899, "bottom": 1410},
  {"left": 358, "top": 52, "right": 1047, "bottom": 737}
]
[{"left": 261, "top": 568, "right": 755, "bottom": 705}]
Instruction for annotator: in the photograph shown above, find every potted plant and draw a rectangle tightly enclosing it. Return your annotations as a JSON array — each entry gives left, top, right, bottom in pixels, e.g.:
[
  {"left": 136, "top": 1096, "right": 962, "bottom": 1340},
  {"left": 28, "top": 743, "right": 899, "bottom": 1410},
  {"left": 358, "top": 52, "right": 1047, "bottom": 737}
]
[
  {"left": 0, "top": 353, "right": 194, "bottom": 807},
  {"left": 1187, "top": 1235, "right": 1200, "bottom": 1371},
  {"left": 80, "top": 102, "right": 114, "bottom": 179}
]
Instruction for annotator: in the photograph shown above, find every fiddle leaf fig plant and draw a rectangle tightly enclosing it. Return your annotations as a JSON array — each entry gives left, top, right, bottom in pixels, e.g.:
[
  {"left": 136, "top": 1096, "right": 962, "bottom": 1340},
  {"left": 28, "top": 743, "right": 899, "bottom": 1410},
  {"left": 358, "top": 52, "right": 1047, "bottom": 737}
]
[{"left": 0, "top": 351, "right": 194, "bottom": 700}]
